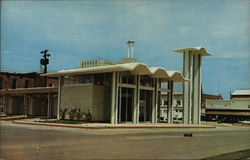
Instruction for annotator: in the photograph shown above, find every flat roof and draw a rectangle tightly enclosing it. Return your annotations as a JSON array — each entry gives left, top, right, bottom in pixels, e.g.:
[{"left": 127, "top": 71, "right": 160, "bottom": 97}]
[
  {"left": 0, "top": 87, "right": 58, "bottom": 95},
  {"left": 42, "top": 62, "right": 188, "bottom": 82},
  {"left": 173, "top": 47, "right": 212, "bottom": 56},
  {"left": 231, "top": 89, "right": 250, "bottom": 96}
]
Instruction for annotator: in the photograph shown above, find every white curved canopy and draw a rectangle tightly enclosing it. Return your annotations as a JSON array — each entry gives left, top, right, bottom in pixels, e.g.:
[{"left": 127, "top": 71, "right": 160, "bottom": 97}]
[
  {"left": 43, "top": 62, "right": 187, "bottom": 82},
  {"left": 173, "top": 47, "right": 212, "bottom": 56},
  {"left": 149, "top": 67, "right": 170, "bottom": 79},
  {"left": 167, "top": 71, "right": 187, "bottom": 82}
]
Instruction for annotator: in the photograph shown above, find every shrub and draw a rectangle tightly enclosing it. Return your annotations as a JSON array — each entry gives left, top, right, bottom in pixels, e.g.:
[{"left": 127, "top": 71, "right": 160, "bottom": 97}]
[
  {"left": 59, "top": 108, "right": 68, "bottom": 120},
  {"left": 76, "top": 108, "right": 85, "bottom": 121},
  {"left": 84, "top": 109, "right": 92, "bottom": 122},
  {"left": 69, "top": 108, "right": 77, "bottom": 120}
]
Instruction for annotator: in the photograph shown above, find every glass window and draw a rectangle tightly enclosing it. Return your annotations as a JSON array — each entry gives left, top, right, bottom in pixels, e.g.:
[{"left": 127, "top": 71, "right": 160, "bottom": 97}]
[
  {"left": 160, "top": 82, "right": 168, "bottom": 88},
  {"left": 140, "top": 75, "right": 153, "bottom": 87},
  {"left": 177, "top": 100, "right": 181, "bottom": 105},
  {"left": 64, "top": 75, "right": 93, "bottom": 86},
  {"left": 120, "top": 72, "right": 135, "bottom": 84},
  {"left": 164, "top": 100, "right": 168, "bottom": 105},
  {"left": 12, "top": 79, "right": 17, "bottom": 89},
  {"left": 24, "top": 80, "right": 29, "bottom": 88},
  {"left": 0, "top": 106, "right": 4, "bottom": 112},
  {"left": 94, "top": 74, "right": 104, "bottom": 85},
  {"left": 0, "top": 78, "right": 3, "bottom": 89}
]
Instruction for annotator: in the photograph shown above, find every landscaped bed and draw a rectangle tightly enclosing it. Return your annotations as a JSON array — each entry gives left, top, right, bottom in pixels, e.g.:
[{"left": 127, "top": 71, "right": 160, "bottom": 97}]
[{"left": 36, "top": 120, "right": 86, "bottom": 124}]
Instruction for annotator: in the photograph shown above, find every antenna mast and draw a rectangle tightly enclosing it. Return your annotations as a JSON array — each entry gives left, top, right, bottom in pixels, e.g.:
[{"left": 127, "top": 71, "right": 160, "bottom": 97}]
[{"left": 127, "top": 40, "right": 135, "bottom": 58}]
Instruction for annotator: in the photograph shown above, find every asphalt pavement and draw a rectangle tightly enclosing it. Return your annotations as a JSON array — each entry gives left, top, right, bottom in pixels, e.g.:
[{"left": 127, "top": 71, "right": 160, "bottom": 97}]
[{"left": 1, "top": 121, "right": 250, "bottom": 160}]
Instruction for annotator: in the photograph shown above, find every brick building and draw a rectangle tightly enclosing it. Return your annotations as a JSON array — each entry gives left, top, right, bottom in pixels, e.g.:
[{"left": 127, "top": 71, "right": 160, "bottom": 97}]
[{"left": 0, "top": 72, "right": 58, "bottom": 117}]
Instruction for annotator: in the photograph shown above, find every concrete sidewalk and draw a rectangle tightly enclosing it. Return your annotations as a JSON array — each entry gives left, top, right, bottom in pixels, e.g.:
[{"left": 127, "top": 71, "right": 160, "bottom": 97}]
[{"left": 0, "top": 117, "right": 217, "bottom": 129}]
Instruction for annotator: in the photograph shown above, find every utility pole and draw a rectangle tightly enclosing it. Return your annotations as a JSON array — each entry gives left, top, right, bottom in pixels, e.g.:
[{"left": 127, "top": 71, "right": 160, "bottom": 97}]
[
  {"left": 40, "top": 49, "right": 51, "bottom": 87},
  {"left": 40, "top": 49, "right": 51, "bottom": 73},
  {"left": 0, "top": 51, "right": 2, "bottom": 72}
]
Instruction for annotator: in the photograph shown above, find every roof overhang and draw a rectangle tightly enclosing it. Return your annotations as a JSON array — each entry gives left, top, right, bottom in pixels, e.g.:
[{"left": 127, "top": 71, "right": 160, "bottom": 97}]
[
  {"left": 173, "top": 47, "right": 212, "bottom": 56},
  {"left": 42, "top": 62, "right": 188, "bottom": 82}
]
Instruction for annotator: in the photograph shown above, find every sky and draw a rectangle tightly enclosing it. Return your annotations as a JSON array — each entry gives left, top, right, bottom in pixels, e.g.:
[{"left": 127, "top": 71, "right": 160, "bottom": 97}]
[{"left": 1, "top": 0, "right": 250, "bottom": 98}]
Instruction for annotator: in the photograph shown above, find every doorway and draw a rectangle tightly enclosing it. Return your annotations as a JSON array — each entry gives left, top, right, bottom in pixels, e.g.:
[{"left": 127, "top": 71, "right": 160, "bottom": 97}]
[
  {"left": 118, "top": 87, "right": 134, "bottom": 123},
  {"left": 139, "top": 90, "right": 152, "bottom": 122}
]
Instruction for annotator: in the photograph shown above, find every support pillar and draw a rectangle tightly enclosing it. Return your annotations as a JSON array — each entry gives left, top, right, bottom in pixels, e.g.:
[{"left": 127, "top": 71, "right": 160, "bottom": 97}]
[
  {"left": 192, "top": 54, "right": 202, "bottom": 124},
  {"left": 111, "top": 71, "right": 119, "bottom": 124},
  {"left": 47, "top": 92, "right": 51, "bottom": 118},
  {"left": 4, "top": 94, "right": 7, "bottom": 115},
  {"left": 183, "top": 51, "right": 193, "bottom": 124},
  {"left": 168, "top": 81, "right": 173, "bottom": 124},
  {"left": 133, "top": 75, "right": 139, "bottom": 124},
  {"left": 151, "top": 91, "right": 156, "bottom": 123},
  {"left": 134, "top": 75, "right": 140, "bottom": 123},
  {"left": 23, "top": 94, "right": 28, "bottom": 117},
  {"left": 151, "top": 78, "right": 158, "bottom": 123},
  {"left": 57, "top": 76, "right": 64, "bottom": 120},
  {"left": 173, "top": 47, "right": 211, "bottom": 125},
  {"left": 115, "top": 72, "right": 120, "bottom": 123},
  {"left": 155, "top": 79, "right": 159, "bottom": 123}
]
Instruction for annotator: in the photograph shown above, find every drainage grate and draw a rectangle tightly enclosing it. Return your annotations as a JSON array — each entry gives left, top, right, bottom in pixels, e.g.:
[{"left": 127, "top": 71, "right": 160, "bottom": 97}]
[{"left": 184, "top": 133, "right": 193, "bottom": 137}]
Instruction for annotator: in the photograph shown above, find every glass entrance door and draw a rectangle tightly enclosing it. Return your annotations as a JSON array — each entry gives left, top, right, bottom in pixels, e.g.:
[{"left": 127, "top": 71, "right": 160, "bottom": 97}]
[
  {"left": 118, "top": 87, "right": 134, "bottom": 123},
  {"left": 139, "top": 90, "right": 152, "bottom": 122}
]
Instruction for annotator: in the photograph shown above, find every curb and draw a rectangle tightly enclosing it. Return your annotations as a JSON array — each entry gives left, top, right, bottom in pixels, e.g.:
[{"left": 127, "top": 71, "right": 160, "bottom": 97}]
[
  {"left": 233, "top": 124, "right": 250, "bottom": 127},
  {"left": 7, "top": 120, "right": 217, "bottom": 129},
  {"left": 0, "top": 119, "right": 13, "bottom": 122}
]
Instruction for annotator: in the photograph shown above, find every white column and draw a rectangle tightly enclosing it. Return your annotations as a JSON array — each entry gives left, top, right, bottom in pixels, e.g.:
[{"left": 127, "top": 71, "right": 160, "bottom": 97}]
[
  {"left": 133, "top": 75, "right": 138, "bottom": 124},
  {"left": 119, "top": 84, "right": 122, "bottom": 123},
  {"left": 154, "top": 78, "right": 159, "bottom": 123},
  {"left": 189, "top": 53, "right": 193, "bottom": 124},
  {"left": 192, "top": 54, "right": 202, "bottom": 124},
  {"left": 57, "top": 76, "right": 64, "bottom": 120},
  {"left": 136, "top": 75, "right": 140, "bottom": 123},
  {"left": 115, "top": 72, "right": 120, "bottom": 123},
  {"left": 182, "top": 52, "right": 188, "bottom": 124},
  {"left": 151, "top": 78, "right": 159, "bottom": 123},
  {"left": 182, "top": 51, "right": 194, "bottom": 124},
  {"left": 198, "top": 55, "right": 202, "bottom": 124},
  {"left": 111, "top": 71, "right": 117, "bottom": 124},
  {"left": 183, "top": 51, "right": 192, "bottom": 124},
  {"left": 168, "top": 81, "right": 173, "bottom": 124},
  {"left": 151, "top": 92, "right": 155, "bottom": 123}
]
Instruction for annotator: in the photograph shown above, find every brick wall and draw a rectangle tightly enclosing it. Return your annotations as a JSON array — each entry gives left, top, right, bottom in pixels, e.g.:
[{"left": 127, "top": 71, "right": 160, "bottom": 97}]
[{"left": 0, "top": 72, "right": 58, "bottom": 89}]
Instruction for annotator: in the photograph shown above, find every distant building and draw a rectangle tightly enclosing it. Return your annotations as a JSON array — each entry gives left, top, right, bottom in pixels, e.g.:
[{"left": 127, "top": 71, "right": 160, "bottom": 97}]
[
  {"left": 160, "top": 92, "right": 222, "bottom": 121},
  {"left": 0, "top": 72, "right": 58, "bottom": 89},
  {"left": 231, "top": 89, "right": 250, "bottom": 98},
  {"left": 79, "top": 59, "right": 117, "bottom": 68},
  {"left": 206, "top": 89, "right": 250, "bottom": 122},
  {"left": 160, "top": 92, "right": 183, "bottom": 121},
  {"left": 201, "top": 93, "right": 223, "bottom": 118},
  {"left": 0, "top": 72, "right": 58, "bottom": 117}
]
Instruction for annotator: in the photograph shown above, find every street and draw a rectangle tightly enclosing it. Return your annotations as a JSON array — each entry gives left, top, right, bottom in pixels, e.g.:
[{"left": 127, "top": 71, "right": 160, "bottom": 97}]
[{"left": 1, "top": 122, "right": 250, "bottom": 160}]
